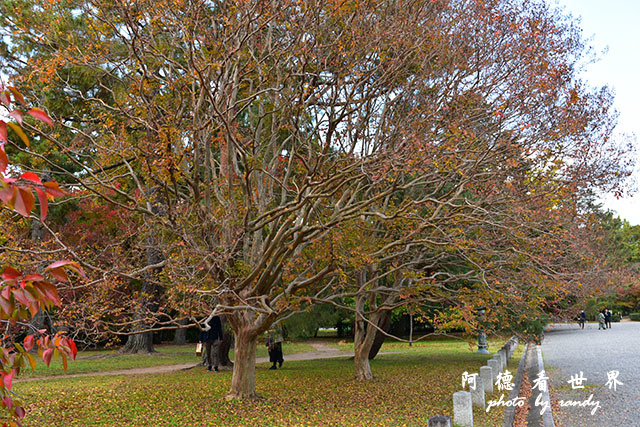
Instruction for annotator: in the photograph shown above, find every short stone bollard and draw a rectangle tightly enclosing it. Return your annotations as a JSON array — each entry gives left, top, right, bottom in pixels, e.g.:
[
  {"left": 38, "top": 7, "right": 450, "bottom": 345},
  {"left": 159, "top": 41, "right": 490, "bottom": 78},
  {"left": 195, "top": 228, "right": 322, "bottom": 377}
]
[
  {"left": 480, "top": 365, "right": 493, "bottom": 394},
  {"left": 498, "top": 349, "right": 507, "bottom": 368},
  {"left": 471, "top": 375, "right": 485, "bottom": 408},
  {"left": 427, "top": 415, "right": 452, "bottom": 427},
  {"left": 492, "top": 354, "right": 503, "bottom": 372},
  {"left": 453, "top": 390, "right": 473, "bottom": 427},
  {"left": 487, "top": 359, "right": 500, "bottom": 381}
]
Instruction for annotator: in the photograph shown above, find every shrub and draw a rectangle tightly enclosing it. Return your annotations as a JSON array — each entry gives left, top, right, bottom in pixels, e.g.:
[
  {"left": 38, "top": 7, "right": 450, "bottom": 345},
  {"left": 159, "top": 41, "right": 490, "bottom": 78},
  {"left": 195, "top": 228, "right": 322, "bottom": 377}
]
[{"left": 629, "top": 313, "right": 640, "bottom": 321}]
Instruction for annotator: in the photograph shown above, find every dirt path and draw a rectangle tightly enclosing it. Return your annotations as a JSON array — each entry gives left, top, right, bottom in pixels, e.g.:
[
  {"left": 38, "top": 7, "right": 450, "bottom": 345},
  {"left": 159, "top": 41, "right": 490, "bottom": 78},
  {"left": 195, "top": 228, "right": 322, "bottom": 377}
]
[{"left": 17, "top": 342, "right": 355, "bottom": 383}]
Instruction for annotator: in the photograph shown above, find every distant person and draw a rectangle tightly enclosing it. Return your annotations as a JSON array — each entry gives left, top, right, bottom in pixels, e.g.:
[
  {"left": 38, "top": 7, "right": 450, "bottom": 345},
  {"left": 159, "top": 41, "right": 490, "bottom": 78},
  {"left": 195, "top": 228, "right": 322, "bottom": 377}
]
[
  {"left": 605, "top": 308, "right": 612, "bottom": 329},
  {"left": 266, "top": 327, "right": 284, "bottom": 370},
  {"left": 598, "top": 309, "right": 606, "bottom": 330},
  {"left": 200, "top": 316, "right": 223, "bottom": 372},
  {"left": 579, "top": 310, "right": 586, "bottom": 329}
]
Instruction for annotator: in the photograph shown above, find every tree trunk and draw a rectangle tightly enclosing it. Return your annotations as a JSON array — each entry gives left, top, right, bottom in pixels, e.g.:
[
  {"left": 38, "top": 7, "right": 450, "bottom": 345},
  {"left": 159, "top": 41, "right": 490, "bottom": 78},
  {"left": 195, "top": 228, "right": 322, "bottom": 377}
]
[
  {"left": 368, "top": 310, "right": 392, "bottom": 360},
  {"left": 173, "top": 319, "right": 188, "bottom": 345},
  {"left": 354, "top": 340, "right": 374, "bottom": 380},
  {"left": 227, "top": 330, "right": 258, "bottom": 399},
  {"left": 218, "top": 319, "right": 234, "bottom": 368},
  {"left": 121, "top": 330, "right": 154, "bottom": 353},
  {"left": 353, "top": 289, "right": 379, "bottom": 380},
  {"left": 409, "top": 313, "right": 413, "bottom": 347}
]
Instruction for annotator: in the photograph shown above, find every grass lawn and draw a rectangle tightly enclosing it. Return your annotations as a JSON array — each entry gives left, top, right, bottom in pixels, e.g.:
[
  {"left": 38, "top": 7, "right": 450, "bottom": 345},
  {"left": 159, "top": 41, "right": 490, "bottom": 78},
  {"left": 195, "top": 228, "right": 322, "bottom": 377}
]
[
  {"left": 19, "top": 342, "right": 318, "bottom": 378},
  {"left": 14, "top": 339, "right": 523, "bottom": 426}
]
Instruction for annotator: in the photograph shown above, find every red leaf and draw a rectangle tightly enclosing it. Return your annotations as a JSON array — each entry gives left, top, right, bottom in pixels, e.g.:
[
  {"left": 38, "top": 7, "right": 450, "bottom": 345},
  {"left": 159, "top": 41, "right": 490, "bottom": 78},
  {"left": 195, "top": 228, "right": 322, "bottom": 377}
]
[
  {"left": 11, "top": 289, "right": 31, "bottom": 308},
  {"left": 42, "top": 348, "right": 54, "bottom": 366},
  {"left": 0, "top": 184, "right": 15, "bottom": 204},
  {"left": 23, "top": 335, "right": 35, "bottom": 352},
  {"left": 20, "top": 172, "right": 41, "bottom": 184},
  {"left": 0, "top": 121, "right": 7, "bottom": 143},
  {"left": 22, "top": 274, "right": 44, "bottom": 282},
  {"left": 26, "top": 108, "right": 53, "bottom": 127},
  {"left": 13, "top": 188, "right": 35, "bottom": 217},
  {"left": 46, "top": 260, "right": 86, "bottom": 280},
  {"left": 14, "top": 405, "right": 25, "bottom": 419},
  {"left": 9, "top": 110, "right": 23, "bottom": 126},
  {"left": 0, "top": 148, "right": 8, "bottom": 174},
  {"left": 36, "top": 281, "right": 60, "bottom": 306},
  {"left": 69, "top": 339, "right": 78, "bottom": 360},
  {"left": 2, "top": 370, "right": 14, "bottom": 390},
  {"left": 7, "top": 87, "right": 26, "bottom": 106},
  {"left": 35, "top": 188, "right": 48, "bottom": 221},
  {"left": 46, "top": 268, "right": 68, "bottom": 283},
  {"left": 43, "top": 181, "right": 66, "bottom": 198},
  {"left": 2, "top": 396, "right": 12, "bottom": 410},
  {"left": 1, "top": 267, "right": 21, "bottom": 281}
]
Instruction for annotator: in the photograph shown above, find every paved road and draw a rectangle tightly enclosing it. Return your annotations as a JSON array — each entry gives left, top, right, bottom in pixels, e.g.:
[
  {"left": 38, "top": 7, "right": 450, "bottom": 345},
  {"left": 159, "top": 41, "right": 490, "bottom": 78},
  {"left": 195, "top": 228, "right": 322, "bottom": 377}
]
[{"left": 541, "top": 321, "right": 640, "bottom": 426}]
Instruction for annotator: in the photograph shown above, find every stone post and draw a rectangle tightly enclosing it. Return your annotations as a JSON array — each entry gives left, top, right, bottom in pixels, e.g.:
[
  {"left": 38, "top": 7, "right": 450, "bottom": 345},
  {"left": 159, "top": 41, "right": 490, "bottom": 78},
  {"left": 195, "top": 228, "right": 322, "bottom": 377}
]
[
  {"left": 453, "top": 391, "right": 473, "bottom": 427},
  {"left": 471, "top": 375, "right": 485, "bottom": 408},
  {"left": 487, "top": 359, "right": 500, "bottom": 382},
  {"left": 492, "top": 354, "right": 503, "bottom": 372},
  {"left": 427, "top": 415, "right": 452, "bottom": 427},
  {"left": 498, "top": 349, "right": 507, "bottom": 368},
  {"left": 480, "top": 365, "right": 493, "bottom": 394}
]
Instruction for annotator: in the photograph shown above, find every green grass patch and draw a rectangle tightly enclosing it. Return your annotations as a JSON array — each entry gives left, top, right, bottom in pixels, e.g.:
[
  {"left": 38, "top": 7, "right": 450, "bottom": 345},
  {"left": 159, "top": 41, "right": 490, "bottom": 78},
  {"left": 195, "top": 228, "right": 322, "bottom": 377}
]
[
  {"left": 19, "top": 342, "right": 317, "bottom": 378},
  {"left": 16, "top": 341, "right": 510, "bottom": 426}
]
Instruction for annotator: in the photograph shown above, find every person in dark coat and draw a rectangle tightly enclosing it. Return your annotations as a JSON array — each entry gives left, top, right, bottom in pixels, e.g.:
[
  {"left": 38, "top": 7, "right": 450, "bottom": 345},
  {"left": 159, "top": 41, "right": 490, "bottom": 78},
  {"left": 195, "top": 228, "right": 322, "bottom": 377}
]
[
  {"left": 605, "top": 308, "right": 612, "bottom": 329},
  {"left": 266, "top": 327, "right": 284, "bottom": 370},
  {"left": 199, "top": 316, "right": 223, "bottom": 372},
  {"left": 578, "top": 310, "right": 586, "bottom": 329}
]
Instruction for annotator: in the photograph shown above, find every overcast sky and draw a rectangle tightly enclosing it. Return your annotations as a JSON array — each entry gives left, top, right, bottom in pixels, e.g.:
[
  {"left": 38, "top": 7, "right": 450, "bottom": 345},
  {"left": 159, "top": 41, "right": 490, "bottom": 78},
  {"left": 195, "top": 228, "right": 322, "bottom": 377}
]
[{"left": 553, "top": 0, "right": 640, "bottom": 225}]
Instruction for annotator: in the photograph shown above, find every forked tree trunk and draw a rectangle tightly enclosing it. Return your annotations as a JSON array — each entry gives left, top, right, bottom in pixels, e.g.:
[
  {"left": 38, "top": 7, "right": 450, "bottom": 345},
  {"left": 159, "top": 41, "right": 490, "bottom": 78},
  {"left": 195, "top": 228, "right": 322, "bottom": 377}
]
[
  {"left": 354, "top": 294, "right": 381, "bottom": 380},
  {"left": 354, "top": 340, "right": 374, "bottom": 380},
  {"left": 368, "top": 310, "right": 392, "bottom": 360},
  {"left": 227, "top": 330, "right": 258, "bottom": 399},
  {"left": 354, "top": 311, "right": 383, "bottom": 380}
]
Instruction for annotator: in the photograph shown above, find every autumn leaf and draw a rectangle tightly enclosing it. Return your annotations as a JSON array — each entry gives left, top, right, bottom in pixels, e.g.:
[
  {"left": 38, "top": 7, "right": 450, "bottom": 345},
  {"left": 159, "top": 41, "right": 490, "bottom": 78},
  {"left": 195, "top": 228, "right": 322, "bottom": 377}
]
[
  {"left": 13, "top": 188, "right": 35, "bottom": 217},
  {"left": 42, "top": 348, "right": 54, "bottom": 367},
  {"left": 35, "top": 188, "right": 48, "bottom": 220},
  {"left": 0, "top": 149, "right": 8, "bottom": 174},
  {"left": 26, "top": 108, "right": 53, "bottom": 126},
  {"left": 6, "top": 122, "right": 29, "bottom": 147},
  {"left": 23, "top": 335, "right": 35, "bottom": 353},
  {"left": 9, "top": 110, "right": 23, "bottom": 126},
  {"left": 7, "top": 87, "right": 26, "bottom": 106},
  {"left": 20, "top": 172, "right": 42, "bottom": 184},
  {"left": 0, "top": 121, "right": 7, "bottom": 143}
]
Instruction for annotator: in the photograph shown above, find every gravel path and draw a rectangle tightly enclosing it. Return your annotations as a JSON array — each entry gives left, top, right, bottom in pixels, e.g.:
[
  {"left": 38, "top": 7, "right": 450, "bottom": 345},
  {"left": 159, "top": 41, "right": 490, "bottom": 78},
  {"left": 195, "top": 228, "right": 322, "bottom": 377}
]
[{"left": 541, "top": 321, "right": 640, "bottom": 426}]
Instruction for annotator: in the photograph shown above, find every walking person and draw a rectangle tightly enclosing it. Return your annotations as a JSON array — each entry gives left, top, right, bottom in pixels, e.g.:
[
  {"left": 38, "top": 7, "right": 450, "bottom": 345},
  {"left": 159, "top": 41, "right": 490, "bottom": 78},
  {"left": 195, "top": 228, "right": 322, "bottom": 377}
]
[
  {"left": 579, "top": 310, "right": 586, "bottom": 329},
  {"left": 266, "top": 327, "right": 284, "bottom": 370},
  {"left": 598, "top": 309, "right": 606, "bottom": 330},
  {"left": 200, "top": 315, "right": 224, "bottom": 372},
  {"left": 605, "top": 308, "right": 612, "bottom": 329}
]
